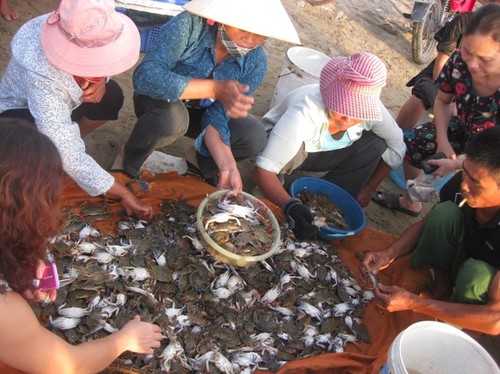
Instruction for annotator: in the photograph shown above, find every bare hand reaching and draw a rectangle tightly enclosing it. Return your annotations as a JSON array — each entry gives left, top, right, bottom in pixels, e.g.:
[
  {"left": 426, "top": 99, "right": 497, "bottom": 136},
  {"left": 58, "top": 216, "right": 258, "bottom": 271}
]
[
  {"left": 119, "top": 316, "right": 164, "bottom": 354},
  {"left": 121, "top": 191, "right": 154, "bottom": 220},
  {"left": 361, "top": 250, "right": 393, "bottom": 275},
  {"left": 218, "top": 168, "right": 243, "bottom": 197}
]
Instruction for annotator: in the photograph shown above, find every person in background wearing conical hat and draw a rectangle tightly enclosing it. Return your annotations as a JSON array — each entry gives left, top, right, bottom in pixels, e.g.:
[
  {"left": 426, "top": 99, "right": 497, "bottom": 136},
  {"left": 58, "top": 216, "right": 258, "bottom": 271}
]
[
  {"left": 253, "top": 52, "right": 406, "bottom": 240},
  {"left": 118, "top": 0, "right": 300, "bottom": 196},
  {"left": 0, "top": 0, "right": 154, "bottom": 220}
]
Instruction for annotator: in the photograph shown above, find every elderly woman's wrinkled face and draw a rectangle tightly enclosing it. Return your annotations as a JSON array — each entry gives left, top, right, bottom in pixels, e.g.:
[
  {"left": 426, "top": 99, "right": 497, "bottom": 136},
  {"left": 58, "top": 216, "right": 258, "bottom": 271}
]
[
  {"left": 461, "top": 33, "right": 500, "bottom": 79},
  {"left": 328, "top": 111, "right": 362, "bottom": 133},
  {"left": 222, "top": 25, "right": 267, "bottom": 49}
]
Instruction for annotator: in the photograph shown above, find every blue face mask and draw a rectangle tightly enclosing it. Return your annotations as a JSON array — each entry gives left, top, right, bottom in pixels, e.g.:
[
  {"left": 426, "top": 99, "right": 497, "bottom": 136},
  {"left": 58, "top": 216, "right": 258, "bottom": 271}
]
[{"left": 218, "top": 24, "right": 256, "bottom": 58}]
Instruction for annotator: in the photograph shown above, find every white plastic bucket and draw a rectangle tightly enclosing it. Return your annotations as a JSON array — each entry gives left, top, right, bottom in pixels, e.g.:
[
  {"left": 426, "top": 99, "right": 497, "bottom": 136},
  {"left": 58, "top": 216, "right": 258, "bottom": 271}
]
[
  {"left": 382, "top": 321, "right": 500, "bottom": 374},
  {"left": 269, "top": 46, "right": 331, "bottom": 109}
]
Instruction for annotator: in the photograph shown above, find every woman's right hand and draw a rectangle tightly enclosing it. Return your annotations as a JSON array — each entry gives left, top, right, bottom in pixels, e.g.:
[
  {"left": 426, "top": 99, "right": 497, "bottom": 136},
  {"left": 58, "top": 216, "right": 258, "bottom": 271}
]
[
  {"left": 218, "top": 168, "right": 243, "bottom": 197},
  {"left": 119, "top": 316, "right": 163, "bottom": 355},
  {"left": 107, "top": 182, "right": 154, "bottom": 220},
  {"left": 214, "top": 80, "right": 254, "bottom": 118},
  {"left": 361, "top": 250, "right": 393, "bottom": 275},
  {"left": 120, "top": 190, "right": 154, "bottom": 220}
]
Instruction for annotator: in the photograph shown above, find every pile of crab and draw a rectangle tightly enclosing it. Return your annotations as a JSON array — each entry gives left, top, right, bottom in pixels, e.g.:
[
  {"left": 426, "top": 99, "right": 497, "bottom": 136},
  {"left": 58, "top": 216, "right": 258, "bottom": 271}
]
[
  {"left": 201, "top": 194, "right": 276, "bottom": 256},
  {"left": 37, "top": 199, "right": 374, "bottom": 373}
]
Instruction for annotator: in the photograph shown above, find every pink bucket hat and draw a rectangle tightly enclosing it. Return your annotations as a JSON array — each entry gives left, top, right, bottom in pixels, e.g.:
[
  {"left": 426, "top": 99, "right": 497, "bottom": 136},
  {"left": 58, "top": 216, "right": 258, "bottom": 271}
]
[
  {"left": 41, "top": 0, "right": 140, "bottom": 77},
  {"left": 319, "top": 52, "right": 387, "bottom": 121}
]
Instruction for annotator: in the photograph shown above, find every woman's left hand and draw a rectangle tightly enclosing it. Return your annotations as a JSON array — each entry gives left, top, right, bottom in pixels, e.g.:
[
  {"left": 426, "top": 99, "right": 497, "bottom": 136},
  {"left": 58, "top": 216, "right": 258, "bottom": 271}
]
[{"left": 23, "top": 261, "right": 57, "bottom": 303}]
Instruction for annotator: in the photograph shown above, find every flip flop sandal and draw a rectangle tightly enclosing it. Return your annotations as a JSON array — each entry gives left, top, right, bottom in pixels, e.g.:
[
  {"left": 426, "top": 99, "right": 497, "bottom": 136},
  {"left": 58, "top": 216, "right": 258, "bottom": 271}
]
[{"left": 371, "top": 191, "right": 420, "bottom": 217}]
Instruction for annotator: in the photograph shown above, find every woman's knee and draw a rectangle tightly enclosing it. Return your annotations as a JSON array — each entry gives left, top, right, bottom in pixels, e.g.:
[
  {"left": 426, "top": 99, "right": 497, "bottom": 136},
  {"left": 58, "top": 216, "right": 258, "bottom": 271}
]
[
  {"left": 455, "top": 258, "right": 496, "bottom": 304},
  {"left": 247, "top": 123, "right": 267, "bottom": 154},
  {"left": 229, "top": 116, "right": 267, "bottom": 155},
  {"left": 136, "top": 102, "right": 189, "bottom": 139}
]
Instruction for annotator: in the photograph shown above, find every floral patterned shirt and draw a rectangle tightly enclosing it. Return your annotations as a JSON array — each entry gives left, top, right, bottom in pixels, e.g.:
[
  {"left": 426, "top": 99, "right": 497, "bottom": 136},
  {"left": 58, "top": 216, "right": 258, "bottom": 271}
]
[
  {"left": 0, "top": 15, "right": 115, "bottom": 196},
  {"left": 436, "top": 50, "right": 499, "bottom": 138}
]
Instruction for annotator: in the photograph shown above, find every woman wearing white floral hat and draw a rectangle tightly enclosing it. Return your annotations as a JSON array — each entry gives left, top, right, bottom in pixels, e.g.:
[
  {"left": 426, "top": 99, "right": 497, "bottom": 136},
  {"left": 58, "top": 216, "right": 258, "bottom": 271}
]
[
  {"left": 253, "top": 52, "right": 406, "bottom": 240},
  {"left": 117, "top": 0, "right": 300, "bottom": 196},
  {"left": 0, "top": 0, "right": 153, "bottom": 220}
]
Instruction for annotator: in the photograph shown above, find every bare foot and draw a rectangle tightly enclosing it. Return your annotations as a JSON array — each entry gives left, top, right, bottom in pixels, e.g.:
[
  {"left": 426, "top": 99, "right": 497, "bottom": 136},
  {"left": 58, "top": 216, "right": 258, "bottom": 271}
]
[
  {"left": 399, "top": 193, "right": 422, "bottom": 214},
  {"left": 0, "top": 0, "right": 19, "bottom": 21}
]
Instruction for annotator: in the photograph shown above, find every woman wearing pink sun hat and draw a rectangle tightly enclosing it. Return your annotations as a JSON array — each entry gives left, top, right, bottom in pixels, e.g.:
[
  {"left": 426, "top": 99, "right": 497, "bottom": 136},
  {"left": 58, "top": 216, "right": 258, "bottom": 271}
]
[
  {"left": 253, "top": 52, "right": 407, "bottom": 240},
  {"left": 0, "top": 0, "right": 153, "bottom": 220}
]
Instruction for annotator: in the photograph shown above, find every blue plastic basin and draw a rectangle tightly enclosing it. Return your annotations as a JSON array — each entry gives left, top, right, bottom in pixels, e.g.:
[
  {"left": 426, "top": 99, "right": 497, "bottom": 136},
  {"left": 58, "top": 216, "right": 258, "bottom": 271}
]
[
  {"left": 390, "top": 164, "right": 454, "bottom": 191},
  {"left": 290, "top": 177, "right": 366, "bottom": 240}
]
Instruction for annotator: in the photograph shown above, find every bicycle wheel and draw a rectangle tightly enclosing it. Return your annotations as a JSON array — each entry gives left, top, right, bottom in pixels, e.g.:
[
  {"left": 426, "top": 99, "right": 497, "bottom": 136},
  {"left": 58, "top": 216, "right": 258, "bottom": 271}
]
[
  {"left": 306, "top": 0, "right": 336, "bottom": 6},
  {"left": 411, "top": 1, "right": 443, "bottom": 64}
]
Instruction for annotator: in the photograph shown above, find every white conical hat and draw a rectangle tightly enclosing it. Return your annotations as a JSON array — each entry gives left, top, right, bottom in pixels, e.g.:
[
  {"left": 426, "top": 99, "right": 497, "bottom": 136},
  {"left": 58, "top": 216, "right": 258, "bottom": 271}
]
[{"left": 183, "top": 0, "right": 301, "bottom": 45}]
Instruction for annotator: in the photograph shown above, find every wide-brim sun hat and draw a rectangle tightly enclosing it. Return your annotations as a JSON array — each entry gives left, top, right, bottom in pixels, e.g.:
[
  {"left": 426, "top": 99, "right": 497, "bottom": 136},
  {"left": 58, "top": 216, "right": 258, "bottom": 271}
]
[
  {"left": 183, "top": 0, "right": 301, "bottom": 45},
  {"left": 320, "top": 52, "right": 387, "bottom": 121},
  {"left": 41, "top": 0, "right": 140, "bottom": 77}
]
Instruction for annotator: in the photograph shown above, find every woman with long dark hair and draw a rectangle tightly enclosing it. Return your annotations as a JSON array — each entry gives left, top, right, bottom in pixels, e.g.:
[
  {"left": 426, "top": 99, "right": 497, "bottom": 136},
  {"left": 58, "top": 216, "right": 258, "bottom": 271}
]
[{"left": 0, "top": 119, "right": 163, "bottom": 373}]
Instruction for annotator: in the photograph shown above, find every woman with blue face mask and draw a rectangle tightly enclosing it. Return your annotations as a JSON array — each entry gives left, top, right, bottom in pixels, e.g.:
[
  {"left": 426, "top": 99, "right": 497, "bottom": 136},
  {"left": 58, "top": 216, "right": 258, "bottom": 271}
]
[{"left": 116, "top": 0, "right": 300, "bottom": 196}]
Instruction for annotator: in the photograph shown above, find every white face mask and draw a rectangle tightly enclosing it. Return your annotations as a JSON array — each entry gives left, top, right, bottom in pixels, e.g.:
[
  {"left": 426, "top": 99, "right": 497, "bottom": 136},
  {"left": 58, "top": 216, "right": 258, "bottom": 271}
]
[{"left": 218, "top": 25, "right": 255, "bottom": 58}]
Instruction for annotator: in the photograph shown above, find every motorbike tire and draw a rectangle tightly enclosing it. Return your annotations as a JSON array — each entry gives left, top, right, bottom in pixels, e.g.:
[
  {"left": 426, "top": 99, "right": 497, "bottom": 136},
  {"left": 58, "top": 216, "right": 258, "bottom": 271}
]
[
  {"left": 411, "top": 1, "right": 444, "bottom": 65},
  {"left": 305, "top": 0, "right": 336, "bottom": 5}
]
